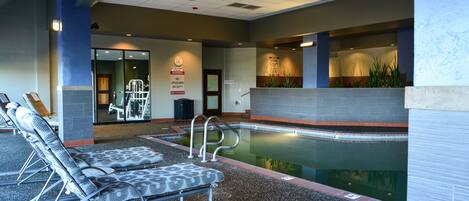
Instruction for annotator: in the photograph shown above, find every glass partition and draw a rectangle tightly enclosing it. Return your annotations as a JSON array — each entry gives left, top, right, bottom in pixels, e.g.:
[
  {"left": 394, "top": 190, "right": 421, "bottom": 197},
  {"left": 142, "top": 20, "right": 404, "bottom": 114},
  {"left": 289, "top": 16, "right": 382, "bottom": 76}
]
[
  {"left": 92, "top": 48, "right": 151, "bottom": 124},
  {"left": 124, "top": 50, "right": 151, "bottom": 121}
]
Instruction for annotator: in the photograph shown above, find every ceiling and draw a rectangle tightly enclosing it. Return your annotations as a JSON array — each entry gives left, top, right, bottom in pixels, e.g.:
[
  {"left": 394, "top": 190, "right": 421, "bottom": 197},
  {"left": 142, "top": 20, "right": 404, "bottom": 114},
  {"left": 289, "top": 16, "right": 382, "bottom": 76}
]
[{"left": 97, "top": 0, "right": 333, "bottom": 20}]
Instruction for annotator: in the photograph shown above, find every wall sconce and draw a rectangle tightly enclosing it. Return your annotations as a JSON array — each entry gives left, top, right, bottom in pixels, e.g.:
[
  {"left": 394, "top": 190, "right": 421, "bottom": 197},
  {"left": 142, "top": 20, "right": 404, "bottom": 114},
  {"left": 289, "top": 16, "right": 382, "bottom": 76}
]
[
  {"left": 52, "top": 19, "right": 62, "bottom": 32},
  {"left": 300, "top": 41, "right": 315, "bottom": 48}
]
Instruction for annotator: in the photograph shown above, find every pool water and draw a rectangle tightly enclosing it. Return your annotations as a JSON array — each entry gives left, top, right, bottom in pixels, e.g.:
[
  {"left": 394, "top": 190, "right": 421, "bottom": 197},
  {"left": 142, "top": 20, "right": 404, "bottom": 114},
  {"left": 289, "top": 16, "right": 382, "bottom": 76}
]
[{"left": 162, "top": 128, "right": 407, "bottom": 201}]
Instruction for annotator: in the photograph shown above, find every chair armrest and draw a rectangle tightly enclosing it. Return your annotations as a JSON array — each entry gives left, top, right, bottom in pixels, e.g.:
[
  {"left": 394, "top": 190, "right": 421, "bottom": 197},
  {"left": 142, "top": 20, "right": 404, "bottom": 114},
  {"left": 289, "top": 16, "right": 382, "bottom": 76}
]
[{"left": 79, "top": 166, "right": 108, "bottom": 175}]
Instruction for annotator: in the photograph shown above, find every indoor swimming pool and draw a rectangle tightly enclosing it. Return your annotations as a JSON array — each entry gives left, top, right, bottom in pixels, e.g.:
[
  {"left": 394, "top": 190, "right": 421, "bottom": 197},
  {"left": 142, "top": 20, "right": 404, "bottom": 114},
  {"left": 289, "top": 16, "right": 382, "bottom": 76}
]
[{"left": 158, "top": 126, "right": 408, "bottom": 201}]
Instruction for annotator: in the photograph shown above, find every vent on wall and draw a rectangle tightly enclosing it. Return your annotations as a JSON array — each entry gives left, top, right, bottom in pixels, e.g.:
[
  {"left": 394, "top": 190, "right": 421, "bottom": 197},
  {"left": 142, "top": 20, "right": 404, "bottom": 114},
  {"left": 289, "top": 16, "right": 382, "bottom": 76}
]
[{"left": 227, "top": 2, "right": 262, "bottom": 10}]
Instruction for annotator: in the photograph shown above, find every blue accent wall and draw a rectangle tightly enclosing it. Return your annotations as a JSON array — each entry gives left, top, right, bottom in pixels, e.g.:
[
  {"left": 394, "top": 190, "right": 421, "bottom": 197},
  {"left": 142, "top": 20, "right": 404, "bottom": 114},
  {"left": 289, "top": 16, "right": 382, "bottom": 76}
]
[
  {"left": 397, "top": 28, "right": 414, "bottom": 83},
  {"left": 55, "top": 0, "right": 93, "bottom": 144},
  {"left": 57, "top": 0, "right": 91, "bottom": 86},
  {"left": 303, "top": 32, "right": 329, "bottom": 88}
]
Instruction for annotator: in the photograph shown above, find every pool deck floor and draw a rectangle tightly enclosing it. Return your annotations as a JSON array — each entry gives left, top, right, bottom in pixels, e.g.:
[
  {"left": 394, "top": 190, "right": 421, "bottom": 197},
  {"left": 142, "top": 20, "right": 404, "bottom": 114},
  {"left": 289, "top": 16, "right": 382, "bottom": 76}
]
[{"left": 0, "top": 116, "right": 397, "bottom": 201}]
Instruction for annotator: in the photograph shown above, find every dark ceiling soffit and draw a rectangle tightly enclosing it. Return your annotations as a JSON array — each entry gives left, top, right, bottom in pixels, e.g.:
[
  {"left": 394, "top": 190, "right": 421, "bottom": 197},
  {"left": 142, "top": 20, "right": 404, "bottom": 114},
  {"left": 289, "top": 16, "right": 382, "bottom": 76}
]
[{"left": 329, "top": 19, "right": 414, "bottom": 39}]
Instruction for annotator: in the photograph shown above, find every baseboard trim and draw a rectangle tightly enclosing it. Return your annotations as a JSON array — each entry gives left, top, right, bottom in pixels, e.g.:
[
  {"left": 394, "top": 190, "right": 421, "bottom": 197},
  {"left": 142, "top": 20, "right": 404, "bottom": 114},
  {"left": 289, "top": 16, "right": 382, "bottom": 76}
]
[
  {"left": 222, "top": 112, "right": 246, "bottom": 116},
  {"left": 64, "top": 139, "right": 94, "bottom": 147},
  {"left": 250, "top": 115, "right": 408, "bottom": 128},
  {"left": 151, "top": 118, "right": 175, "bottom": 123}
]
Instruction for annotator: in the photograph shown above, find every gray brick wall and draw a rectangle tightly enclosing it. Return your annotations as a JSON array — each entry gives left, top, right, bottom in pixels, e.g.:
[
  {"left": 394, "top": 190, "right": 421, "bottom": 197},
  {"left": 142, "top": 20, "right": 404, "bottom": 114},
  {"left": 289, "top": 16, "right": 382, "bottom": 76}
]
[
  {"left": 58, "top": 89, "right": 93, "bottom": 141},
  {"left": 250, "top": 88, "right": 407, "bottom": 123}
]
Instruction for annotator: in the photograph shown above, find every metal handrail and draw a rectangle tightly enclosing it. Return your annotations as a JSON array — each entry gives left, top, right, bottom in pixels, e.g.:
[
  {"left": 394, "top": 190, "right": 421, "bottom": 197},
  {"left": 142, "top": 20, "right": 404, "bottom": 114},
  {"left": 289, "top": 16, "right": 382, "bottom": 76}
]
[
  {"left": 200, "top": 116, "right": 240, "bottom": 163},
  {"left": 240, "top": 91, "right": 250, "bottom": 97},
  {"left": 188, "top": 114, "right": 225, "bottom": 159}
]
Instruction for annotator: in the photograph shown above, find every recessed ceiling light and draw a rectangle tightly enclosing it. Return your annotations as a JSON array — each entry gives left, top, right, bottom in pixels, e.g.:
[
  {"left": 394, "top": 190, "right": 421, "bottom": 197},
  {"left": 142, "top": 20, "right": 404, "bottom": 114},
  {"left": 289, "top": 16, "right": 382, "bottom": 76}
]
[
  {"left": 238, "top": 42, "right": 243, "bottom": 46},
  {"left": 129, "top": 55, "right": 134, "bottom": 58},
  {"left": 349, "top": 47, "right": 355, "bottom": 50},
  {"left": 291, "top": 48, "right": 296, "bottom": 51},
  {"left": 125, "top": 33, "right": 132, "bottom": 37},
  {"left": 104, "top": 50, "right": 110, "bottom": 54},
  {"left": 187, "top": 38, "right": 193, "bottom": 41},
  {"left": 132, "top": 66, "right": 137, "bottom": 69}
]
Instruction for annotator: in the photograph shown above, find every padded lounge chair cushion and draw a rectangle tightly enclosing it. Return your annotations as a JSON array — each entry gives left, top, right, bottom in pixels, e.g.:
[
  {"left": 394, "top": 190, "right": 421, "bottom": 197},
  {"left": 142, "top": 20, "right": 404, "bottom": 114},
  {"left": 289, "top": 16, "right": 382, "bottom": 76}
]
[
  {"left": 92, "top": 163, "right": 224, "bottom": 201},
  {"left": 71, "top": 147, "right": 163, "bottom": 168}
]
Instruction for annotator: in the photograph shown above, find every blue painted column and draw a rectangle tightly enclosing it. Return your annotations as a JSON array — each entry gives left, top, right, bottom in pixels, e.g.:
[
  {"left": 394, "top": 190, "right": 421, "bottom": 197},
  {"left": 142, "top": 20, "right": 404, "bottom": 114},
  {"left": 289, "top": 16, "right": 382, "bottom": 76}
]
[
  {"left": 397, "top": 28, "right": 414, "bottom": 85},
  {"left": 56, "top": 0, "right": 93, "bottom": 146},
  {"left": 302, "top": 32, "right": 329, "bottom": 88},
  {"left": 407, "top": 0, "right": 469, "bottom": 200}
]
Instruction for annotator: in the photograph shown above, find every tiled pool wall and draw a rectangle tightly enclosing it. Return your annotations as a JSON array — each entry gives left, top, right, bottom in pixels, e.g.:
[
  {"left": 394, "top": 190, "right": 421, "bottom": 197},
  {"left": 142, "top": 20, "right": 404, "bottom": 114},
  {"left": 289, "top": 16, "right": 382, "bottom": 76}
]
[
  {"left": 250, "top": 88, "right": 408, "bottom": 126},
  {"left": 183, "top": 122, "right": 408, "bottom": 142}
]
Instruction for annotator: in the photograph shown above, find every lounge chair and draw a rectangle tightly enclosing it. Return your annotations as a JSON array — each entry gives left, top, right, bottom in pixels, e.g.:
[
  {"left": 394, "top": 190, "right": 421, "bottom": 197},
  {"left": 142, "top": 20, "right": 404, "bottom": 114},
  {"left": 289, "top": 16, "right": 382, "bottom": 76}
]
[
  {"left": 0, "top": 92, "right": 19, "bottom": 134},
  {"left": 22, "top": 92, "right": 58, "bottom": 127},
  {"left": 15, "top": 105, "right": 224, "bottom": 201},
  {"left": 6, "top": 103, "right": 163, "bottom": 186}
]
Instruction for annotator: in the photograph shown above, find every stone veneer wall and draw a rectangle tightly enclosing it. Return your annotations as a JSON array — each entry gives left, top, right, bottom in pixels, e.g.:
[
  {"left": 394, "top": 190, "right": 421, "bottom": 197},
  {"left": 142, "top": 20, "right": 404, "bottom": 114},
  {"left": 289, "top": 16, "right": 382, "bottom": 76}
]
[{"left": 250, "top": 88, "right": 407, "bottom": 125}]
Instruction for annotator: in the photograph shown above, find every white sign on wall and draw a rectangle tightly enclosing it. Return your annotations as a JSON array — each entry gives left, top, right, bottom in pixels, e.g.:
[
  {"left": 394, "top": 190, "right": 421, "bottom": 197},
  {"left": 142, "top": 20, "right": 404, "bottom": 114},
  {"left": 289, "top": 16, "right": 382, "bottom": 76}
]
[
  {"left": 170, "top": 67, "right": 185, "bottom": 95},
  {"left": 170, "top": 56, "right": 185, "bottom": 95}
]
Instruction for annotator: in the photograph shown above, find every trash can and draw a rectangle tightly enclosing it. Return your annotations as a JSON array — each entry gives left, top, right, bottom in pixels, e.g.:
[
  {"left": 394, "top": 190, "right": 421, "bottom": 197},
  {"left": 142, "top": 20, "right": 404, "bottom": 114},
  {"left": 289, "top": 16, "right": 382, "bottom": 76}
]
[{"left": 174, "top": 99, "right": 194, "bottom": 120}]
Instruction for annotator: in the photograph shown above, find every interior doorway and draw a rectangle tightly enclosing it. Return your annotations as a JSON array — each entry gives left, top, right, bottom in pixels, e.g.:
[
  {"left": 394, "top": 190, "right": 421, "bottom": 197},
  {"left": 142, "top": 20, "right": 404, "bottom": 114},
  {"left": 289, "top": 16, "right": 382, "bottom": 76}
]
[
  {"left": 203, "top": 69, "right": 222, "bottom": 116},
  {"left": 91, "top": 48, "right": 151, "bottom": 124},
  {"left": 96, "top": 74, "right": 112, "bottom": 108}
]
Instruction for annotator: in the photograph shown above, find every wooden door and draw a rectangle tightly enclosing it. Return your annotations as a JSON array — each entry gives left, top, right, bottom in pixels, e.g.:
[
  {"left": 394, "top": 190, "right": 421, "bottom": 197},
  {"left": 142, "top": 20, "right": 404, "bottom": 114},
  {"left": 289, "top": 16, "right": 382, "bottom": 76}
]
[
  {"left": 203, "top": 70, "right": 222, "bottom": 116},
  {"left": 96, "top": 74, "right": 112, "bottom": 108}
]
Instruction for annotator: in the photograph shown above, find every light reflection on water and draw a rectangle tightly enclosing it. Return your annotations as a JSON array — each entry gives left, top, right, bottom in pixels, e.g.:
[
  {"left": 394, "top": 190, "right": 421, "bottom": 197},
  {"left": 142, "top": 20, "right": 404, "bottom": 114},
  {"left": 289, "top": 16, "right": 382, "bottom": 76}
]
[{"left": 163, "top": 129, "right": 407, "bottom": 201}]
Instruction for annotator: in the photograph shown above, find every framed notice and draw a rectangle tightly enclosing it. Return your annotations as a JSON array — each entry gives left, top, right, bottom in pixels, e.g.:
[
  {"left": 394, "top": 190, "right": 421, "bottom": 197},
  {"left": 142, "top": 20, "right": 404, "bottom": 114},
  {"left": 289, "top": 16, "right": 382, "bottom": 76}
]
[{"left": 170, "top": 67, "right": 185, "bottom": 95}]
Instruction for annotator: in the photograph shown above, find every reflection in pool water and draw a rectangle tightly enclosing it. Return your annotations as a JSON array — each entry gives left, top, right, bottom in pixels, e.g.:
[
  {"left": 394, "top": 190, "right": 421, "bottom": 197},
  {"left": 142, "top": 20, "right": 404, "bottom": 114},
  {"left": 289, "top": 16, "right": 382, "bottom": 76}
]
[{"left": 161, "top": 128, "right": 407, "bottom": 201}]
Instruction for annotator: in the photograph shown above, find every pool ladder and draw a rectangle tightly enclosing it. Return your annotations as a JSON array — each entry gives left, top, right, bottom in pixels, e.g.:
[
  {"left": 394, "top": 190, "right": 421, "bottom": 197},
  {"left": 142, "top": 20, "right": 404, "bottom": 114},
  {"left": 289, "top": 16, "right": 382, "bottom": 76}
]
[{"left": 188, "top": 114, "right": 240, "bottom": 163}]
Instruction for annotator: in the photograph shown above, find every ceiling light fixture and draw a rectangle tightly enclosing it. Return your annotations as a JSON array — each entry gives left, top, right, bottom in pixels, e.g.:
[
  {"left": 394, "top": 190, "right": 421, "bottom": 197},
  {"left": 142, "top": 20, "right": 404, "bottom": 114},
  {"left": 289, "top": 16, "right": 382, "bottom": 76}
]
[
  {"left": 125, "top": 33, "right": 132, "bottom": 37},
  {"left": 52, "top": 19, "right": 62, "bottom": 32},
  {"left": 133, "top": 66, "right": 137, "bottom": 69},
  {"left": 187, "top": 38, "right": 193, "bottom": 42},
  {"left": 238, "top": 42, "right": 243, "bottom": 46},
  {"left": 291, "top": 48, "right": 296, "bottom": 51},
  {"left": 349, "top": 47, "right": 355, "bottom": 50},
  {"left": 300, "top": 41, "right": 314, "bottom": 48}
]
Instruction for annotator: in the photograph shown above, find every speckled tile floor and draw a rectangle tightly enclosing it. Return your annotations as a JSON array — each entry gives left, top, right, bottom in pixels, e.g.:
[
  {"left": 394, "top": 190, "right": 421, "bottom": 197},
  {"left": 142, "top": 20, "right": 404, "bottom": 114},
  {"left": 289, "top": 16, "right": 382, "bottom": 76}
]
[{"left": 0, "top": 119, "right": 348, "bottom": 201}]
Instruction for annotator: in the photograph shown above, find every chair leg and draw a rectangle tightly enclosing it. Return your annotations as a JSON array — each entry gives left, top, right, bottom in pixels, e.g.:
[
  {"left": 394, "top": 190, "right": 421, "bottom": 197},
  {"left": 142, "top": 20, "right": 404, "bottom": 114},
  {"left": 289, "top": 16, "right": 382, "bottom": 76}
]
[
  {"left": 31, "top": 170, "right": 58, "bottom": 201},
  {"left": 18, "top": 164, "right": 49, "bottom": 185},
  {"left": 207, "top": 187, "right": 213, "bottom": 201},
  {"left": 17, "top": 151, "right": 36, "bottom": 180},
  {"left": 54, "top": 181, "right": 68, "bottom": 201}
]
